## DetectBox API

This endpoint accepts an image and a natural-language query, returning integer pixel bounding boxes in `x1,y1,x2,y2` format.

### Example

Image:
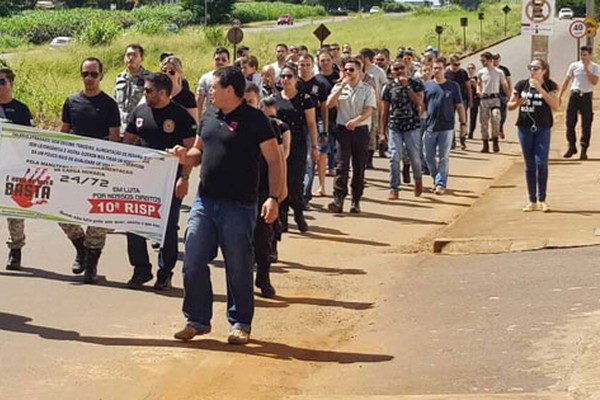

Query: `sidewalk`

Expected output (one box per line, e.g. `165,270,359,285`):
434,90,600,254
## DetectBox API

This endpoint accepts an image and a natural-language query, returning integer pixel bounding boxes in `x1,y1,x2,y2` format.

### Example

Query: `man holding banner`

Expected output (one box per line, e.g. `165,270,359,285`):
59,57,121,284
0,68,35,271
124,73,196,291
170,66,283,345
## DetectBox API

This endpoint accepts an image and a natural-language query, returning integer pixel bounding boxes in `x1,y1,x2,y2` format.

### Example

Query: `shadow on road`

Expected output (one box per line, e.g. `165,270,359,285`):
0,311,393,364
272,260,367,276
0,267,373,310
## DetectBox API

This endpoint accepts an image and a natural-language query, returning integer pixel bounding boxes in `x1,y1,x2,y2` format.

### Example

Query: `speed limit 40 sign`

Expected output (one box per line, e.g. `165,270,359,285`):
569,20,587,39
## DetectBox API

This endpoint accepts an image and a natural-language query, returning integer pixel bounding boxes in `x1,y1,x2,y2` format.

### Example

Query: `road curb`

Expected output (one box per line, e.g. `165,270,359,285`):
433,236,600,254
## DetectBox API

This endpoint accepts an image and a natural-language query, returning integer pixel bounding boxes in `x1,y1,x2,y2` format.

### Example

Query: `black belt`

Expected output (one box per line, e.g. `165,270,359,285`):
571,89,592,96
481,93,500,99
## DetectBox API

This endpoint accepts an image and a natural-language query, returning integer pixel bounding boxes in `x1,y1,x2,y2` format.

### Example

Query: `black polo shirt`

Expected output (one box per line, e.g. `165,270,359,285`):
0,99,33,126
198,102,275,204
61,91,120,139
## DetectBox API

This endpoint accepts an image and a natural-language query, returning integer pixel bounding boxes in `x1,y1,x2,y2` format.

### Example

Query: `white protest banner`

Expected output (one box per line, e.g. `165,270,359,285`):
0,123,178,243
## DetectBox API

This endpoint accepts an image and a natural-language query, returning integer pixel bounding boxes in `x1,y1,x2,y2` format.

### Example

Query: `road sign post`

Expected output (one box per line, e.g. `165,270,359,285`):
460,17,468,51
226,26,244,59
569,19,587,60
521,0,555,62
313,23,331,49
435,25,444,54
478,12,484,44
502,5,511,36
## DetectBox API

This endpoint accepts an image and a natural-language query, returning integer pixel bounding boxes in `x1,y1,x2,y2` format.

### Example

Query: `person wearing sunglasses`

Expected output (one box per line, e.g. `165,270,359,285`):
559,45,600,160
466,62,480,140
423,58,467,196
326,58,377,213
59,57,121,284
196,47,230,121
114,44,151,137
274,63,318,233
123,73,196,290
381,58,425,200
507,59,559,213
0,68,35,271
317,50,340,177
445,54,472,150
160,56,198,123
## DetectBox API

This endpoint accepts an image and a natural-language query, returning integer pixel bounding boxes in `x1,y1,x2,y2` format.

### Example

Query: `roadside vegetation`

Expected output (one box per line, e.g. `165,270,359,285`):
2,2,521,128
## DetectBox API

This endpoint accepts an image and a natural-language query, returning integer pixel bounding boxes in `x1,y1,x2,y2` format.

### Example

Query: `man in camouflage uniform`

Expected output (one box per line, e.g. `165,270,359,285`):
114,44,151,136
60,57,121,284
0,68,35,270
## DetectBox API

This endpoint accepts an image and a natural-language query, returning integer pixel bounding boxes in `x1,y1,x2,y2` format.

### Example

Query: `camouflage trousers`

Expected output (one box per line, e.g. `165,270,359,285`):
59,223,110,250
369,109,380,151
7,218,25,250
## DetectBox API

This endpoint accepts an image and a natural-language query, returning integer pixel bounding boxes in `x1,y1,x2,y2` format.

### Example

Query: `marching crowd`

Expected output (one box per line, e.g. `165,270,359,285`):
2,39,598,344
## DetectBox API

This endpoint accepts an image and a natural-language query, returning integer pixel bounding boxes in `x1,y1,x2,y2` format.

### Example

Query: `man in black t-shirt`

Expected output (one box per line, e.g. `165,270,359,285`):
169,67,283,345
0,68,34,271
299,54,331,204
124,73,196,291
59,57,121,284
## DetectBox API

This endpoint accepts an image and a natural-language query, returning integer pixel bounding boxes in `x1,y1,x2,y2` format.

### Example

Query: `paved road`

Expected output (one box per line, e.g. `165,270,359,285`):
0,19,590,400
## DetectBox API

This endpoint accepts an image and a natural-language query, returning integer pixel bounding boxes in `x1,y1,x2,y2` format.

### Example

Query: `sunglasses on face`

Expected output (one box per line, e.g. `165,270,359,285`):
392,66,405,71
342,51,351,55
161,69,176,76
81,71,100,79
344,68,356,73
331,47,339,51
280,74,294,80
527,65,541,71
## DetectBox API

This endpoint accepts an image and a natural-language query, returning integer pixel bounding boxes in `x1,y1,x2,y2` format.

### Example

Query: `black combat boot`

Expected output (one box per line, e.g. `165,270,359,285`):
481,140,490,153
402,163,411,184
492,137,500,153
580,146,588,160
71,237,87,274
83,249,101,284
349,199,361,214
6,248,21,271
255,265,276,298
563,145,577,158
294,210,308,233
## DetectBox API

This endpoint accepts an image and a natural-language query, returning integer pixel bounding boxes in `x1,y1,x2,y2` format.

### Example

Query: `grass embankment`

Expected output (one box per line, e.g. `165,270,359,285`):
8,3,521,128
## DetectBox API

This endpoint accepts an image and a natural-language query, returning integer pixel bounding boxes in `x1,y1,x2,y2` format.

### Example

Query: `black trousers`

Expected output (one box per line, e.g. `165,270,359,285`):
254,197,273,273
282,138,307,218
566,92,593,148
469,97,480,136
333,124,370,201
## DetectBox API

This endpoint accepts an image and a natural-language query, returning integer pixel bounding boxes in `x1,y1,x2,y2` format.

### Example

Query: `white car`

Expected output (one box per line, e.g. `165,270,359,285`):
369,6,380,14
558,8,574,20
49,36,72,48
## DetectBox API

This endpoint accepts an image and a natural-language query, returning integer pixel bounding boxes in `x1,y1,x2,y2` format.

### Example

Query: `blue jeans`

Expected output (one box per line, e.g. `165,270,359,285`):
423,129,453,189
182,196,257,333
517,126,551,203
388,127,422,191
127,194,182,277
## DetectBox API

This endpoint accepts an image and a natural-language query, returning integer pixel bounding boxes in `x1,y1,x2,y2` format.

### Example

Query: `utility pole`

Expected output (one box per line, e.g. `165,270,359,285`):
205,0,208,25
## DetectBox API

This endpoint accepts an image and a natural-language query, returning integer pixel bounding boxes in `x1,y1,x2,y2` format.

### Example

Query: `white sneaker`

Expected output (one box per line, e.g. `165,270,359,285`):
522,202,538,212
539,202,550,213
228,328,250,345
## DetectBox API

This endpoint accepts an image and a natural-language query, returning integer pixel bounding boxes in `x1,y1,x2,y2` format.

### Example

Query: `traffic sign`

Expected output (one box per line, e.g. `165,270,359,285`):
502,5,511,14
583,16,598,37
313,24,331,43
569,20,587,39
521,0,555,36
226,27,243,45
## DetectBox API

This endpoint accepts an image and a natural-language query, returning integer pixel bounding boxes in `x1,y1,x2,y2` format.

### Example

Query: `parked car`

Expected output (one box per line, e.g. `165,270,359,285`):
277,14,294,25
558,7,574,19
49,36,72,48
369,6,381,13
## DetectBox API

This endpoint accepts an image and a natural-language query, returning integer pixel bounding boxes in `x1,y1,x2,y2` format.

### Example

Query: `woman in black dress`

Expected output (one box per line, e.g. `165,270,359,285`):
275,64,318,233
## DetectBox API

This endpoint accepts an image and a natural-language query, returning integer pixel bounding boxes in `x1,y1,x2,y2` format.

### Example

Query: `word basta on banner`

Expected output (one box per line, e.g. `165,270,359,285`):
0,123,178,243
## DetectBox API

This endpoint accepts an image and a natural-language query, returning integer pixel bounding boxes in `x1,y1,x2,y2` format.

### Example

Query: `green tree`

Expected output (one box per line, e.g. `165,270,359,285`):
180,0,235,24
0,0,36,16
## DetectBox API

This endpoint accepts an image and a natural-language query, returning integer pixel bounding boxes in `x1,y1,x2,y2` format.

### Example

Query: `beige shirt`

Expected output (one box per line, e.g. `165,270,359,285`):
331,81,377,129
477,67,507,94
